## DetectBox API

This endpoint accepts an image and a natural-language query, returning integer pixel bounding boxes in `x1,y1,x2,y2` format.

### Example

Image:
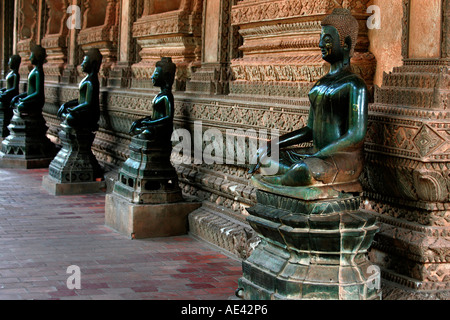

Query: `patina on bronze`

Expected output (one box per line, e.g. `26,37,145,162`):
57,48,102,131
0,45,56,167
237,9,381,300
47,48,103,186
0,55,21,137
113,57,183,204
249,8,368,200
12,45,46,114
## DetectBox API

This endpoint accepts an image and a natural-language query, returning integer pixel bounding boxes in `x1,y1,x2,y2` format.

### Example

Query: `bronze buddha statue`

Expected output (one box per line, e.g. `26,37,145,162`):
57,48,102,131
0,55,21,137
129,57,176,142
11,45,46,114
0,55,21,108
249,8,368,198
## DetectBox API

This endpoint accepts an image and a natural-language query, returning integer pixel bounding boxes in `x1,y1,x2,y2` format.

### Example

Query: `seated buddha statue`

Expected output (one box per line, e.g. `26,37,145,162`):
0,55,21,108
249,9,368,197
0,55,21,135
129,57,176,141
57,48,102,131
11,45,46,115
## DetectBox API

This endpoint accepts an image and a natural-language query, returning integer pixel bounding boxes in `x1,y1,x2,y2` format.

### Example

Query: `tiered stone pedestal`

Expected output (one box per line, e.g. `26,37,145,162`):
105,135,201,239
236,187,382,300
0,109,56,168
0,101,13,138
42,123,105,195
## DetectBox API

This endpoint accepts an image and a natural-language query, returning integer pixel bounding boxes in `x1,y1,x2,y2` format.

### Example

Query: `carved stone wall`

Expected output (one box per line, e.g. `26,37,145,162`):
3,0,448,298
362,0,450,295
17,0,38,78
131,0,203,90
41,0,69,83
77,0,119,86
230,0,376,99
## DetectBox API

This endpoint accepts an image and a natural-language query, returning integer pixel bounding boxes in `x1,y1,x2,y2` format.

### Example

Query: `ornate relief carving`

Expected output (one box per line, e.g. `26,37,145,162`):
77,0,119,86
131,0,203,90
229,0,376,97
41,0,70,82
363,0,449,293
17,0,38,76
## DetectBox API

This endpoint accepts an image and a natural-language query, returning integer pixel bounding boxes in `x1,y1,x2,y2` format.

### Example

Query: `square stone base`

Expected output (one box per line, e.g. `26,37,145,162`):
0,156,54,169
105,192,202,239
42,175,106,195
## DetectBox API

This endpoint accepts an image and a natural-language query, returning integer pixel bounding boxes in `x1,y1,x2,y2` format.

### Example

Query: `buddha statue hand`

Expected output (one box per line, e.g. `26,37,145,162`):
249,145,272,174
57,99,78,119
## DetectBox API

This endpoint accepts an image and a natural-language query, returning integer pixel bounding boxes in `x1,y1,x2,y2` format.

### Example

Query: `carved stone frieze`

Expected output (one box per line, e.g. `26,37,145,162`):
131,1,203,90
361,0,449,294
229,0,376,97
41,0,70,83
76,0,119,86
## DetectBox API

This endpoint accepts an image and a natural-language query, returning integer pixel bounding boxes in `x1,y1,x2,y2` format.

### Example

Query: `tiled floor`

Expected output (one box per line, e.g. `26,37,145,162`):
0,168,242,300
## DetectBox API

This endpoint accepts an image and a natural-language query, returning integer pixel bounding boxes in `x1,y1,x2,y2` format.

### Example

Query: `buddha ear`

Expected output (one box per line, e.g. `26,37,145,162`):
343,35,352,66
344,35,352,52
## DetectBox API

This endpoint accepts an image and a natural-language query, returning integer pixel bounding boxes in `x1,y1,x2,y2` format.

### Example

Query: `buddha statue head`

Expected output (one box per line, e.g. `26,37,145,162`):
320,8,359,65
8,55,21,71
152,57,176,90
30,45,47,66
82,48,103,75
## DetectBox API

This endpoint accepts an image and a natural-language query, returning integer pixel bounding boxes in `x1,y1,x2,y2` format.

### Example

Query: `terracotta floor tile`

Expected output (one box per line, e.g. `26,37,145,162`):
0,168,242,300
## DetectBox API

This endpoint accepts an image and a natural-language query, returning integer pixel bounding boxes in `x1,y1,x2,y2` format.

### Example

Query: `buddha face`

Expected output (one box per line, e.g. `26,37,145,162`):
81,56,92,73
8,57,19,71
151,67,163,87
319,25,345,64
29,52,37,65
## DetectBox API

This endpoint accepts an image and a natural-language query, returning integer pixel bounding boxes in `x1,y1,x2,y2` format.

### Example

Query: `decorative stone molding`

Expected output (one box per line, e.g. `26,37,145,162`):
362,0,449,294
77,0,119,86
17,0,39,77
41,0,69,83
131,0,203,90
229,0,376,98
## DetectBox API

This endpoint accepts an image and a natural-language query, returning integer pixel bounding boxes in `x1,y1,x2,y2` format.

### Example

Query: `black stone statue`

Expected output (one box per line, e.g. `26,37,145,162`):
0,55,21,137
0,45,56,166
249,8,368,199
236,9,380,301
48,49,103,184
11,45,46,114
113,57,182,204
57,48,102,131
129,57,176,141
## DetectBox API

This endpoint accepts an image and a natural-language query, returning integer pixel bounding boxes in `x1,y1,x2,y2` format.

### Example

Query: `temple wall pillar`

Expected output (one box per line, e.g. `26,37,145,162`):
41,0,69,83
185,0,237,95
130,0,203,90
76,0,119,86
362,0,450,296
16,0,39,80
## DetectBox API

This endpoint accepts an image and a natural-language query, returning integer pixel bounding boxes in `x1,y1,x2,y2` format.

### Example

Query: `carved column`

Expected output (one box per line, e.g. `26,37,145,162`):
185,0,233,94
130,0,203,90
230,0,376,99
41,0,69,83
77,0,119,86
16,0,39,80
61,0,82,84
363,0,450,296
108,0,139,88
0,0,14,80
